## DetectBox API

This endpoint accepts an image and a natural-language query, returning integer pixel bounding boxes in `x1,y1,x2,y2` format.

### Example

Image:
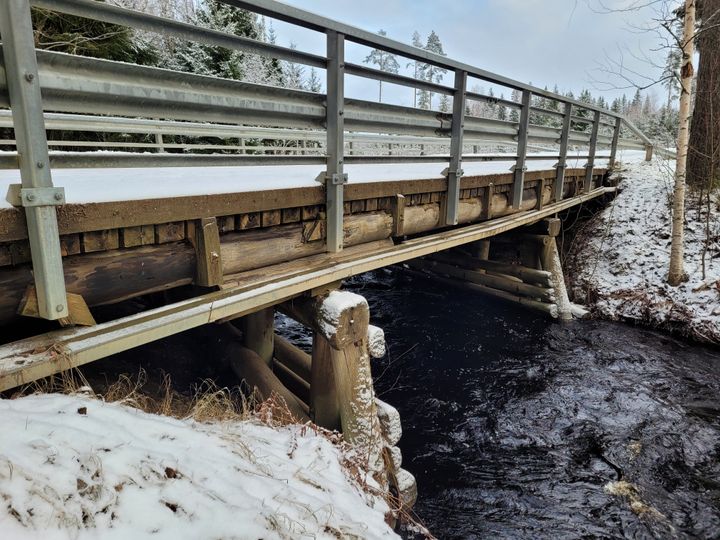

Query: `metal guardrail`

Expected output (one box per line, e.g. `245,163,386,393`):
0,0,655,321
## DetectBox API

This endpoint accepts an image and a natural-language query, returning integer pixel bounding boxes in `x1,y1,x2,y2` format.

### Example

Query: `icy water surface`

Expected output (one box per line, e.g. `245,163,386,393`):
343,269,720,540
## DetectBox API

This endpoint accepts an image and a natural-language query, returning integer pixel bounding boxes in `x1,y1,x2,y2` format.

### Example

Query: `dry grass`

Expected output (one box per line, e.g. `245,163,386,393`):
11,367,253,423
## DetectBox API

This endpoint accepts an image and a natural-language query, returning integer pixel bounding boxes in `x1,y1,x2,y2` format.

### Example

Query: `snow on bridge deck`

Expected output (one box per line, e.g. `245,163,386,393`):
0,150,645,209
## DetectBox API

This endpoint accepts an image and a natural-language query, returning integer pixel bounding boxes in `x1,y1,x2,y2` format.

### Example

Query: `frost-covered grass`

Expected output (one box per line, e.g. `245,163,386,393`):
0,392,398,540
570,158,720,344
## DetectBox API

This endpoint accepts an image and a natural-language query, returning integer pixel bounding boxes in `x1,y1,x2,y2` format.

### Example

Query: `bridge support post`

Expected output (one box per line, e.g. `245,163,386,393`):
444,69,467,225
511,90,531,208
240,307,275,365
583,110,601,193
0,0,68,320
554,102,572,202
608,116,622,170
324,30,347,253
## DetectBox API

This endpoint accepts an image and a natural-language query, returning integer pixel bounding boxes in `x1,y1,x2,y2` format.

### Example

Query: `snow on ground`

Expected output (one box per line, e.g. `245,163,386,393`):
0,149,645,209
0,394,398,540
570,157,720,344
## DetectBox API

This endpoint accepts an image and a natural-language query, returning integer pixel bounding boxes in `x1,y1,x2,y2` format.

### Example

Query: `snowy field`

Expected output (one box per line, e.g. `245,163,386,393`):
571,158,720,344
0,149,644,209
0,394,398,540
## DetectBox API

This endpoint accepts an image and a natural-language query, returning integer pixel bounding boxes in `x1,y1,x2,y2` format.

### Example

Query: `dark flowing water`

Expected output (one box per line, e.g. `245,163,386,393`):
340,268,720,540
67,266,720,539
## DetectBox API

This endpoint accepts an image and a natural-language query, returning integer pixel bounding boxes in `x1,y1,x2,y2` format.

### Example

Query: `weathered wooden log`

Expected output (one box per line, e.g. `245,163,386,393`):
430,251,552,287
311,331,340,430
540,236,573,321
409,269,558,318
280,291,370,351
274,334,311,382
408,260,555,303
272,358,310,405
410,259,555,302
240,307,275,365
217,326,310,422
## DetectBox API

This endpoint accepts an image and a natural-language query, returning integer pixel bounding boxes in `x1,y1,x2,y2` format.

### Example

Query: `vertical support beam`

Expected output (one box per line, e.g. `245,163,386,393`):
512,89,531,209
189,217,222,287
241,307,275,366
554,102,572,202
482,182,494,220
644,144,654,161
325,30,347,253
584,110,601,193
608,116,622,170
0,0,67,320
311,332,341,430
444,69,467,225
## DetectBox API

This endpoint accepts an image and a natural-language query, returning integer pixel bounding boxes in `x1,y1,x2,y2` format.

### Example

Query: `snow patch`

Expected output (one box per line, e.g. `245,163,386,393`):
0,394,398,540
571,158,720,343
368,325,387,358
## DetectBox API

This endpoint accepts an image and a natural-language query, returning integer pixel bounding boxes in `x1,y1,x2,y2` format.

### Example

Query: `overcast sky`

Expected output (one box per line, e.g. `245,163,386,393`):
265,0,672,107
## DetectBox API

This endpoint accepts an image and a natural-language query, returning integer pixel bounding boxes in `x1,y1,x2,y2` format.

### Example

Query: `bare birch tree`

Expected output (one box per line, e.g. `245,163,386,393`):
668,0,695,285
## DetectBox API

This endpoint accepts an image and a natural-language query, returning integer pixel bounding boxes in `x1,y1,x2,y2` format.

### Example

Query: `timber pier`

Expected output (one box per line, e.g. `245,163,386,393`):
0,0,656,516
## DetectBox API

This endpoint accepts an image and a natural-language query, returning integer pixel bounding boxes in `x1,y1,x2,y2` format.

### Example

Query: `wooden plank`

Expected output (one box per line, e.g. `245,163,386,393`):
18,285,96,327
189,217,223,287
60,234,81,257
238,213,261,230
302,220,324,243
391,194,406,237
302,205,321,221
10,242,31,265
0,186,616,392
261,210,282,227
365,198,378,212
82,230,119,253
281,208,301,224
311,332,340,430
155,222,185,244
121,225,154,248
483,183,494,220
217,216,236,233
349,200,364,214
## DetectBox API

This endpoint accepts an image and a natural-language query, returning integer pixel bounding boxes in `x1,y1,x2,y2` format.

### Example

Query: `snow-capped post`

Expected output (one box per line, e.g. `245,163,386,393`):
512,90,531,208
324,30,347,253
281,291,385,473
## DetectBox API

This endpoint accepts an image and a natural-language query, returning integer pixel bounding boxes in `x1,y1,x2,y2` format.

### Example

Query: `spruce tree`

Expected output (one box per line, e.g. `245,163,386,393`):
363,30,400,103
420,31,448,109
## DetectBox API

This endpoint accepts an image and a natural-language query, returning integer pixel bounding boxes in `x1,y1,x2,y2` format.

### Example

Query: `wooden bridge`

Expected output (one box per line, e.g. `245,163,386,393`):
0,0,655,511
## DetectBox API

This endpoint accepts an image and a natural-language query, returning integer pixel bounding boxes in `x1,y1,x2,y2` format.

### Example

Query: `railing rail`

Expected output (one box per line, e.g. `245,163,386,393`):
0,0,657,320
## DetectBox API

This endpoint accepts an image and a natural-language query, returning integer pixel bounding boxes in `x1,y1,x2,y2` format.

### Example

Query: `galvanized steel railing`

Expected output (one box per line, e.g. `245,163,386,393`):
0,0,655,320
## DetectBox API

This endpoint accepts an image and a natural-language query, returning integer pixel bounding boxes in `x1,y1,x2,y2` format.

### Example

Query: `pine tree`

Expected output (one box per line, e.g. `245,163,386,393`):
363,30,400,103
408,31,426,108
439,94,451,113
509,89,521,122
283,43,306,90
420,30,448,109
307,68,322,93
31,1,156,64
497,93,508,121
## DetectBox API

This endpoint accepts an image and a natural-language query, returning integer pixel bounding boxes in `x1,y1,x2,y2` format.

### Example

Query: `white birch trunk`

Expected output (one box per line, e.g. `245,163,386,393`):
668,0,696,285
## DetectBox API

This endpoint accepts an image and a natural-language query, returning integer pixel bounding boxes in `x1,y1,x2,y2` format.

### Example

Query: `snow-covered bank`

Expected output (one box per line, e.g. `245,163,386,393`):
0,393,398,540
570,158,720,344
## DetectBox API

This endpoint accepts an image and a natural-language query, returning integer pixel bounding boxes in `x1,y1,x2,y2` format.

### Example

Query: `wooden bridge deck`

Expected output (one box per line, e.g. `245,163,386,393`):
0,160,617,392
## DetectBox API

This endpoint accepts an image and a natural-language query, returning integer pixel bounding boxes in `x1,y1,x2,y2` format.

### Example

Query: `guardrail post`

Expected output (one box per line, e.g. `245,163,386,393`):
325,30,347,253
0,0,68,320
444,69,467,225
583,110,601,193
608,116,622,170
511,89,531,208
554,102,572,202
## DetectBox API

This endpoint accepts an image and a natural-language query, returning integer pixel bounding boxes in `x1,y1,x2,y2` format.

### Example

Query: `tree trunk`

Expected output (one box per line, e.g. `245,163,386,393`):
687,0,720,190
668,0,696,286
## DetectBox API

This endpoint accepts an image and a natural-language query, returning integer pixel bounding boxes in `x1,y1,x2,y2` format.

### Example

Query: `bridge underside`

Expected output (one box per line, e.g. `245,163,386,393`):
0,164,614,391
